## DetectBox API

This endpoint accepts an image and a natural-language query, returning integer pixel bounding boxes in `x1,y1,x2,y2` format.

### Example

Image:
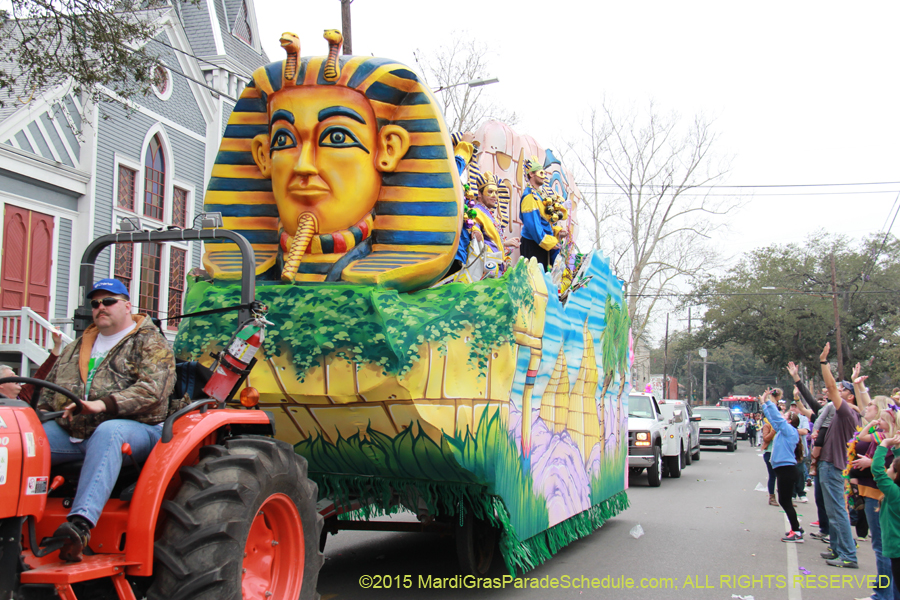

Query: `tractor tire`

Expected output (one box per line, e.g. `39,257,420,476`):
147,436,323,600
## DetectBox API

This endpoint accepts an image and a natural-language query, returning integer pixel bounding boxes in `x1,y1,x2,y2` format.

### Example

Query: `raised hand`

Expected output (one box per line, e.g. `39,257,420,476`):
787,361,799,379
819,342,830,363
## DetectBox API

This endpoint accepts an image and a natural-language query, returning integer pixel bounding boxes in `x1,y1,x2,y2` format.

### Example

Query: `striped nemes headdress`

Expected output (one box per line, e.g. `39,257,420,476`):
203,31,463,292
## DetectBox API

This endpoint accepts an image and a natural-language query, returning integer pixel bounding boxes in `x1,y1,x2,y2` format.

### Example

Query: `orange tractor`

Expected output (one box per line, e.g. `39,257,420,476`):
0,228,323,600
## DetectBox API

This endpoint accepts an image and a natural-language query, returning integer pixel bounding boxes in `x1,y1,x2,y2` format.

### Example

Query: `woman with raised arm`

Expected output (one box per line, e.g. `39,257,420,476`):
761,388,805,543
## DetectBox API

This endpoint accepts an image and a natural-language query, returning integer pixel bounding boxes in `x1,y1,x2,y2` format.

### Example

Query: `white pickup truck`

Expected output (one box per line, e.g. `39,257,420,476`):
627,392,696,485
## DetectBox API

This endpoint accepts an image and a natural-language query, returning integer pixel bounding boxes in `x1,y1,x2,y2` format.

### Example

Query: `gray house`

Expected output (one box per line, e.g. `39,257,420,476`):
0,0,268,372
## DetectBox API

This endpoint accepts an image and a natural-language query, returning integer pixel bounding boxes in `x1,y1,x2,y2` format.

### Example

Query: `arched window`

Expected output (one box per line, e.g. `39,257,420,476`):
144,135,165,220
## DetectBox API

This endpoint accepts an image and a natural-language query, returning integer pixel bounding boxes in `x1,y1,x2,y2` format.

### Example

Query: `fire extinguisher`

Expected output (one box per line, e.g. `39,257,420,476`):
203,320,266,402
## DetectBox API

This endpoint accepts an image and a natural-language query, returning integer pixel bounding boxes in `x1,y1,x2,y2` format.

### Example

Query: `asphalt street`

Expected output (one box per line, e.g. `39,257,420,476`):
317,440,885,600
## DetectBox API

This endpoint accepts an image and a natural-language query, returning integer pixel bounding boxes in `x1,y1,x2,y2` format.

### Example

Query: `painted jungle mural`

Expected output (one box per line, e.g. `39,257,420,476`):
176,30,630,575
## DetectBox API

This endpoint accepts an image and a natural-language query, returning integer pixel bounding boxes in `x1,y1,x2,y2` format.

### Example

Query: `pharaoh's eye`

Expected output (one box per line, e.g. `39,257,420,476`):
270,128,296,151
318,126,369,153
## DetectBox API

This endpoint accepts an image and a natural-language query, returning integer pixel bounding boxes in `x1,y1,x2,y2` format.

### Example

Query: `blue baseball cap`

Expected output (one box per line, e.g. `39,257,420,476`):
87,278,130,299
840,380,854,392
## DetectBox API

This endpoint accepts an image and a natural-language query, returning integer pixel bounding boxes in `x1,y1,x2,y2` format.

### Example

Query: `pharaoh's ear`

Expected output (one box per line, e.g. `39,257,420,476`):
375,125,410,172
251,134,272,177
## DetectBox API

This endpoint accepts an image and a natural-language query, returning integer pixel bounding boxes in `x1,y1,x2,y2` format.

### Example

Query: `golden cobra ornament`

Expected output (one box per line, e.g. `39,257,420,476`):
281,212,318,283
323,30,344,81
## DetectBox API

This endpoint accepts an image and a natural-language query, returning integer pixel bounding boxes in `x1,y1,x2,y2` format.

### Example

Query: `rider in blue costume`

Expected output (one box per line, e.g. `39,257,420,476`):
519,157,564,269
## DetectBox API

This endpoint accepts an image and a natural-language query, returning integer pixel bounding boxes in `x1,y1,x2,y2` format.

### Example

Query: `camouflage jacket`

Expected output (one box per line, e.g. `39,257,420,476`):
38,314,187,439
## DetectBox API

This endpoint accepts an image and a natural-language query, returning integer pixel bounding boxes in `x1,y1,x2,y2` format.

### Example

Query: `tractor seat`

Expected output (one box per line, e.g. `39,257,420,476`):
49,461,142,501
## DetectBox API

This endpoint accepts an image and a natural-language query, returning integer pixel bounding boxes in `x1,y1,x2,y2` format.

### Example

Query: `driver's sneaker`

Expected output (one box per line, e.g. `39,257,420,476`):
782,530,804,543
53,517,91,562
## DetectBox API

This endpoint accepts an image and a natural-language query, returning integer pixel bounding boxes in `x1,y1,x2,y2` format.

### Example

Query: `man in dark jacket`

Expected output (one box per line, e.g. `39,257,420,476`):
38,278,182,561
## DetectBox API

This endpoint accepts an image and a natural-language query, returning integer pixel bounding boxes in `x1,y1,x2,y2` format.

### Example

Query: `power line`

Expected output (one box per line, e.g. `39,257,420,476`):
625,290,900,298
583,189,900,198
576,180,900,190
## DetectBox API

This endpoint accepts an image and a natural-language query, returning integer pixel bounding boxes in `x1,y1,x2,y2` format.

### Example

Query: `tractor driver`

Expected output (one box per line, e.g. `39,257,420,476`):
37,278,181,562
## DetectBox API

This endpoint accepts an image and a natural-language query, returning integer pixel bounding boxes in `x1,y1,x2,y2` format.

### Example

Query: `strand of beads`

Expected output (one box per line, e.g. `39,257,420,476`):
464,184,477,229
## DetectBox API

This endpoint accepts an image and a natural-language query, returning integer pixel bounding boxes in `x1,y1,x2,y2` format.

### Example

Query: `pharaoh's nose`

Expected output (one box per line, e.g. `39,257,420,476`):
294,142,318,177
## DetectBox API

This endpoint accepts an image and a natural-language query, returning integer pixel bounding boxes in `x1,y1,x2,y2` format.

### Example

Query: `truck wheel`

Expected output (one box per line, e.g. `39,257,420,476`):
647,446,662,487
726,442,735,452
692,446,700,461
456,509,500,576
665,449,682,479
684,444,692,465
148,437,324,600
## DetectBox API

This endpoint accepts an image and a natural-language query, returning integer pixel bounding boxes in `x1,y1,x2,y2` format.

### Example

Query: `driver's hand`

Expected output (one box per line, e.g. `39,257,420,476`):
63,399,106,420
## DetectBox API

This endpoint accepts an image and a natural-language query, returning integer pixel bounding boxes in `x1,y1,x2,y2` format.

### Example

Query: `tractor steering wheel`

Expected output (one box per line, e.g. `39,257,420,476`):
0,376,86,423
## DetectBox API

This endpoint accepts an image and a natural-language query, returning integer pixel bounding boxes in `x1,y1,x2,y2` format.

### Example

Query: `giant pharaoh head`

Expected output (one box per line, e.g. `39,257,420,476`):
203,31,463,292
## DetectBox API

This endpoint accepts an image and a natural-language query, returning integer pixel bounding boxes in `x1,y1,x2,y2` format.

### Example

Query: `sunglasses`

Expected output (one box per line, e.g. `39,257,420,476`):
90,297,124,309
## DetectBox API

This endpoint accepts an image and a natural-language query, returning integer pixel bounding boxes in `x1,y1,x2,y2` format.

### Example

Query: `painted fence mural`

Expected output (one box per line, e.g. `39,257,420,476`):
175,31,630,574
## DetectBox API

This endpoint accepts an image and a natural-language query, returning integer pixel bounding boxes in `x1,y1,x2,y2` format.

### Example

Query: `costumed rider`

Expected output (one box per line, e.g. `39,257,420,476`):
520,156,568,269
472,170,519,274
37,279,186,562
448,132,483,275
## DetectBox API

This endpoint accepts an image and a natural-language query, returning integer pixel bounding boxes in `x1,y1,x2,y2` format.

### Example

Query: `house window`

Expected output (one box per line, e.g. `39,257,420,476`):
144,135,165,221
153,65,169,95
138,243,162,318
168,248,186,328
117,166,136,211
173,187,188,228
233,0,253,44
114,244,133,290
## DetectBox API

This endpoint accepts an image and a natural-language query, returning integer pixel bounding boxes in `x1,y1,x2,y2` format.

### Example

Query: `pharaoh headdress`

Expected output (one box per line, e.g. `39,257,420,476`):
203,31,463,292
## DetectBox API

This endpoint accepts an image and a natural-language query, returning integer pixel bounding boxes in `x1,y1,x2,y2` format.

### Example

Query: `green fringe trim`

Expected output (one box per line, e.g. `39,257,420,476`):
315,474,500,526
498,491,630,576
315,473,628,577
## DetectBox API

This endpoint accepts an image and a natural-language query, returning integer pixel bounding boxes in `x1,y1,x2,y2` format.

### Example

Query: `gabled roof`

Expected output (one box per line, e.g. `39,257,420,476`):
176,0,268,78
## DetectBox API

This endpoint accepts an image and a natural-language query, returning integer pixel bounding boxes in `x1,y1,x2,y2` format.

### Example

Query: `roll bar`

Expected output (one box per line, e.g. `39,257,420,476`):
76,229,256,336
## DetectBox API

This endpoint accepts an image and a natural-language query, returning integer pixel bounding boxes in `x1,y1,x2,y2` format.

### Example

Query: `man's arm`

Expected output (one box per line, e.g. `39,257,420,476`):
787,361,818,419
820,342,841,411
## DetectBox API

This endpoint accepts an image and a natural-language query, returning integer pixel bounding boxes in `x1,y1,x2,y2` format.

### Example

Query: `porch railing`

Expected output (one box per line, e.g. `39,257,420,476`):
0,307,75,375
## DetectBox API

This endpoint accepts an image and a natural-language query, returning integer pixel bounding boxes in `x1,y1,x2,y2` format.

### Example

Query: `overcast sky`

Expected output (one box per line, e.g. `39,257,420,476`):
254,1,900,265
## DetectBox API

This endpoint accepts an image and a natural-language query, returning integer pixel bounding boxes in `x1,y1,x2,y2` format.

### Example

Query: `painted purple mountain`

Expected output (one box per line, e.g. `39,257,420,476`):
509,404,592,526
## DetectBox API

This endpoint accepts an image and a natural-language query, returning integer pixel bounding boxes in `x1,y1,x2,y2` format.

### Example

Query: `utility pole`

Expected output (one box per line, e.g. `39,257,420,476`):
663,314,669,400
340,0,353,54
699,348,708,406
687,308,692,406
830,253,845,380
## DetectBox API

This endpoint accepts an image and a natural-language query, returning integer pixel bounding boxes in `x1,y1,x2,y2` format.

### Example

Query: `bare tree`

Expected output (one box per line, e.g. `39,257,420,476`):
0,0,170,113
415,33,517,132
568,100,738,345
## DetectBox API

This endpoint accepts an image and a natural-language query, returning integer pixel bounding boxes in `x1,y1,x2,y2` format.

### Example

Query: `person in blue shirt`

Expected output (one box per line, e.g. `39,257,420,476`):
762,389,805,543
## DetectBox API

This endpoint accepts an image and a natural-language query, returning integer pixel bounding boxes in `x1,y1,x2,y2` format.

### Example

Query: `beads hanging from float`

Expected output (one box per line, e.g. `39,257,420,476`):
464,184,477,229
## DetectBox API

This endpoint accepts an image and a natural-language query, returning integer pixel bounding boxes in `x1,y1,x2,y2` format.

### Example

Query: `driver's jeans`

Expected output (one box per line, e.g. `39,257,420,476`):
42,419,162,527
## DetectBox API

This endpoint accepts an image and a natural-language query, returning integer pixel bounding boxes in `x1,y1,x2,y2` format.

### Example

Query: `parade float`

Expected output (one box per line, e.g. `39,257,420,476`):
174,30,632,576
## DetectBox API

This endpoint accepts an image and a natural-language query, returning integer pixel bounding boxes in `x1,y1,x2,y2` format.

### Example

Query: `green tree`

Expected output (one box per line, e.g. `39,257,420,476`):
1,0,171,112
649,333,778,403
686,233,900,390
